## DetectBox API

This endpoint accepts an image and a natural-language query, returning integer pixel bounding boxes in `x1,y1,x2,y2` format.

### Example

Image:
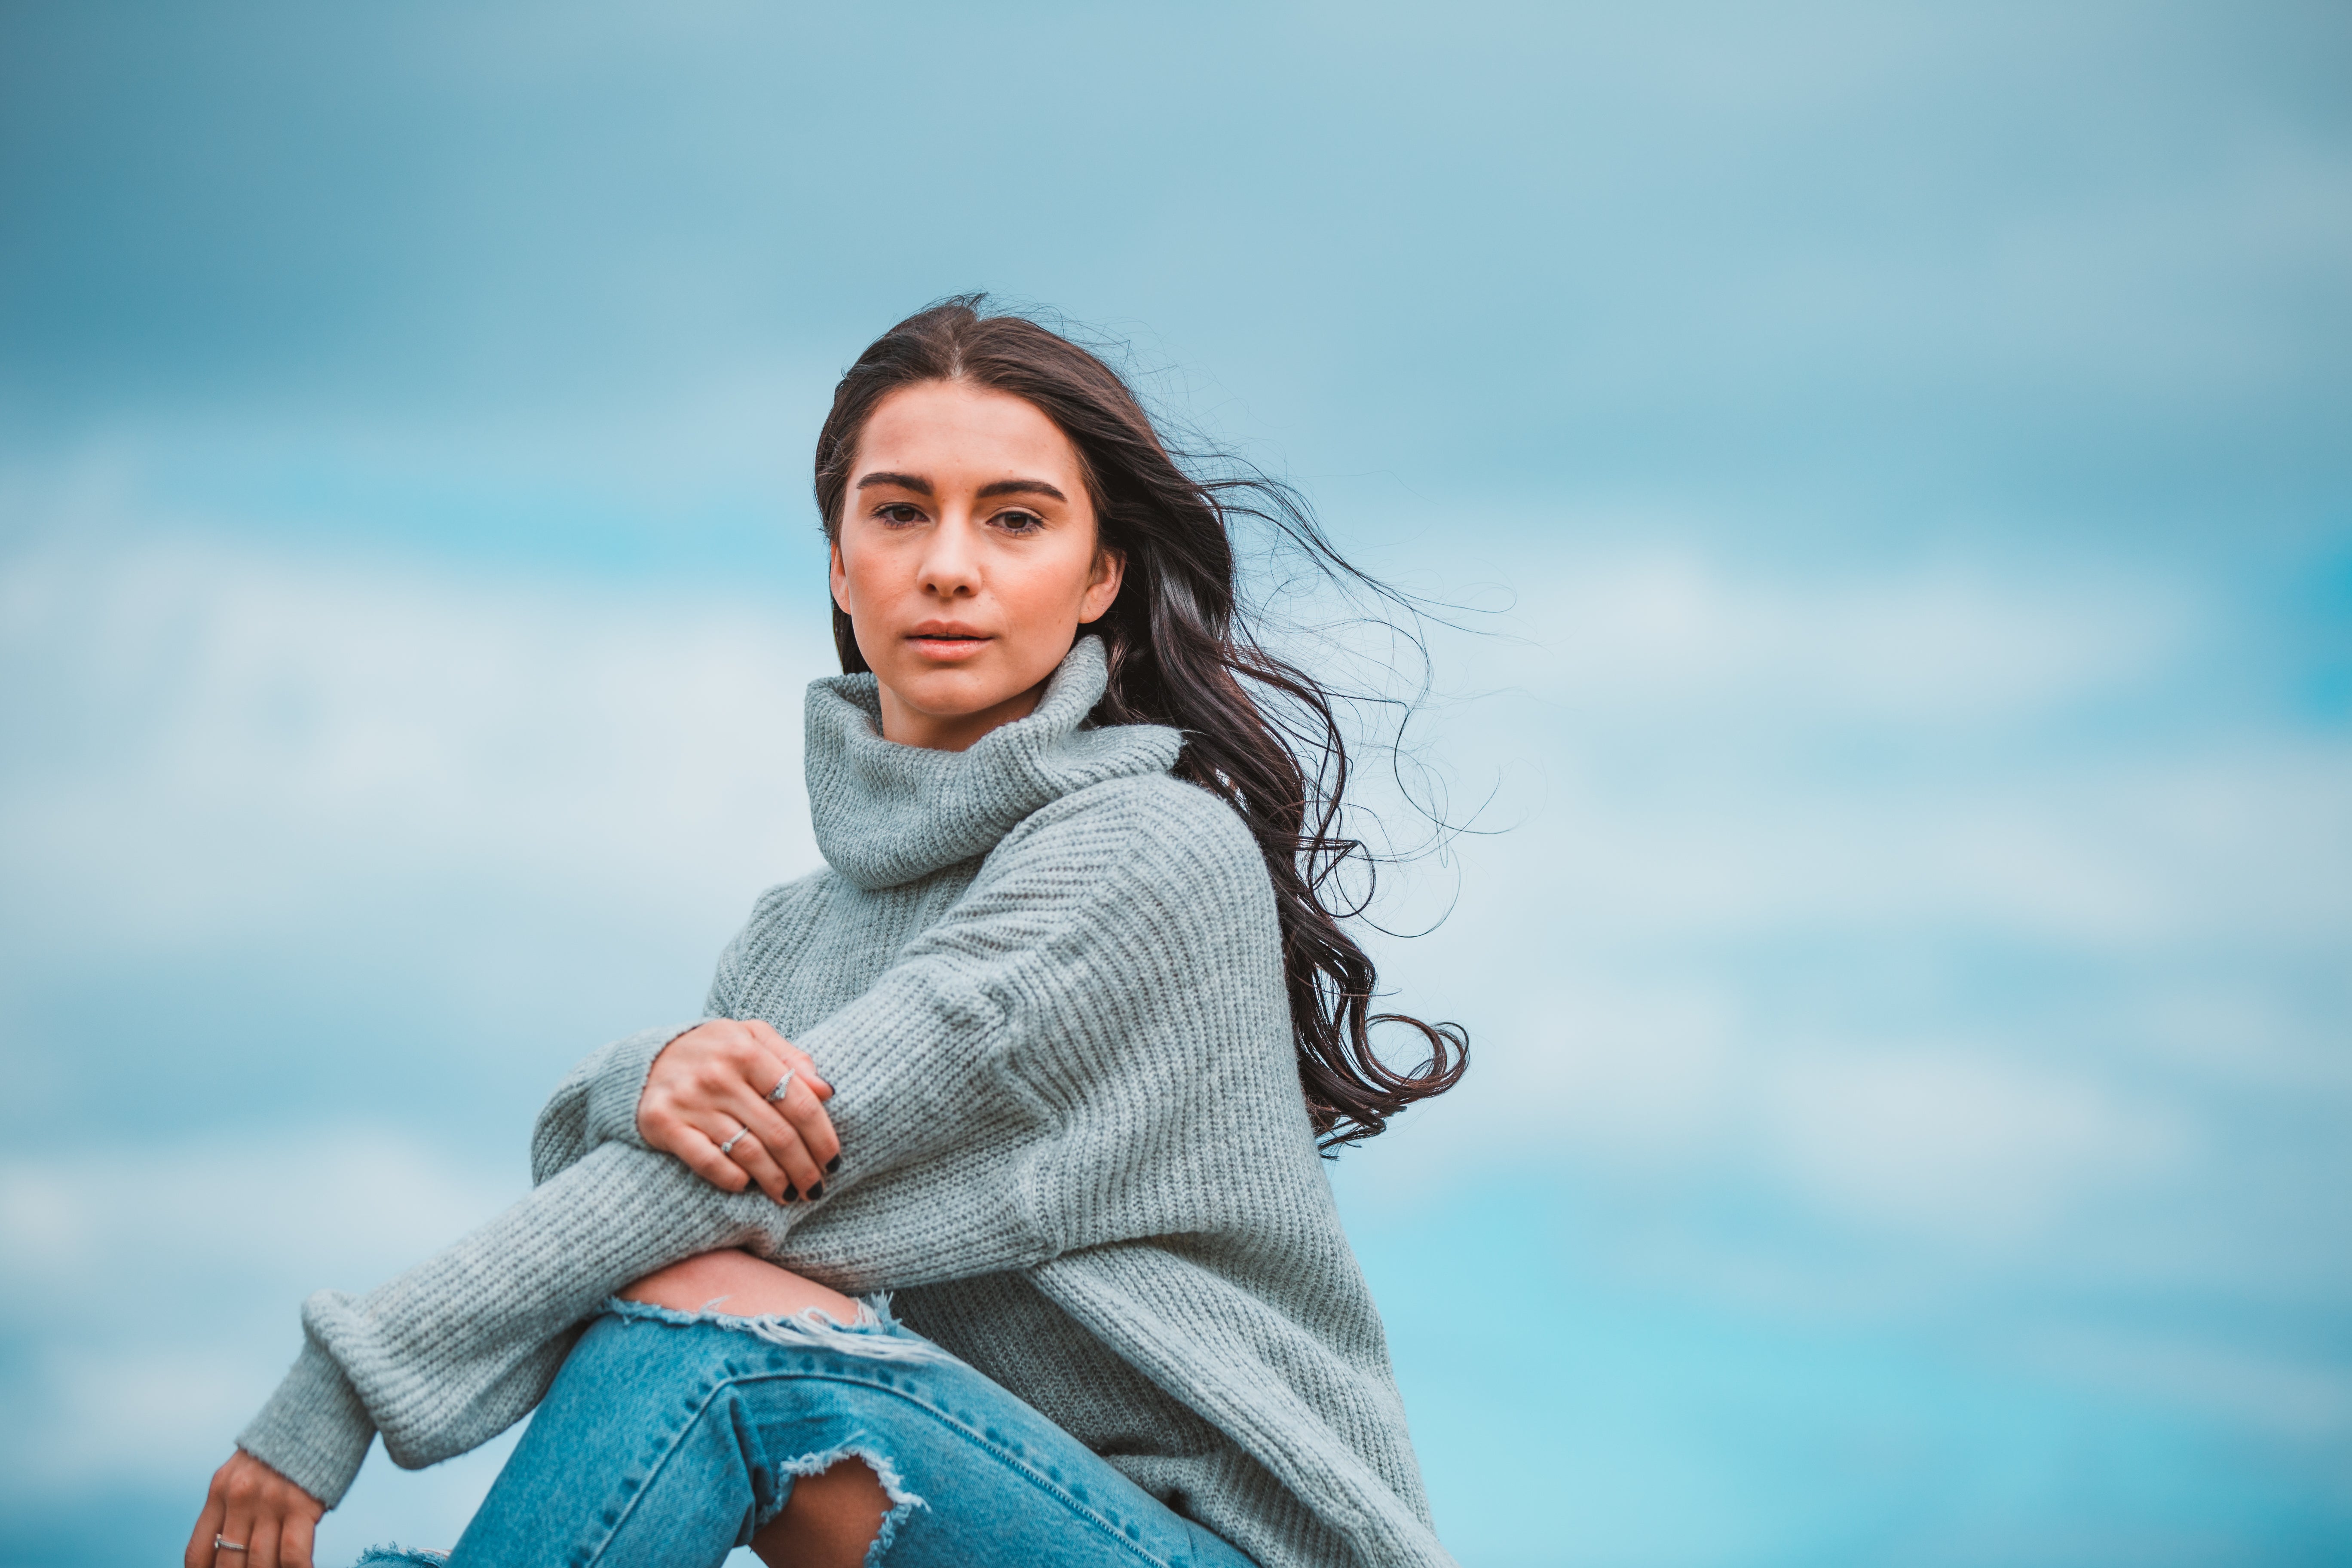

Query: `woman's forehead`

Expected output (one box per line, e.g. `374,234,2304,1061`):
856,381,1078,482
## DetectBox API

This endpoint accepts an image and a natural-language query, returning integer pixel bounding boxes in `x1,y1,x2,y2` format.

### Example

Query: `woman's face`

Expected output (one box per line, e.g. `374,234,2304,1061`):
831,379,1124,751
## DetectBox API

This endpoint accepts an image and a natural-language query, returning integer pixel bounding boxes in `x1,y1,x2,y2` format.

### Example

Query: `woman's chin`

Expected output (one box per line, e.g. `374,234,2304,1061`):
885,668,995,710
878,669,1040,735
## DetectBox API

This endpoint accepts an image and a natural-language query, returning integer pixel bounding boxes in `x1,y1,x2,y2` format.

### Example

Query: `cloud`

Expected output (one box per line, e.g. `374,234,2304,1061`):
1762,1048,2191,1244
1384,976,1743,1172
1501,548,2189,726
1393,545,2347,954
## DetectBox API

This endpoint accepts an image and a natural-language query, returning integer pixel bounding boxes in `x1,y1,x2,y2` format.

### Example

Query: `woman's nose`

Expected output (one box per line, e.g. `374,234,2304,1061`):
917,514,983,597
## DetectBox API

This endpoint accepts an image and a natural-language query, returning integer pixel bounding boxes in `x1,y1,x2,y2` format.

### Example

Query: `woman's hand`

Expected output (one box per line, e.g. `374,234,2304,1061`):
185,1450,324,1568
640,1019,841,1203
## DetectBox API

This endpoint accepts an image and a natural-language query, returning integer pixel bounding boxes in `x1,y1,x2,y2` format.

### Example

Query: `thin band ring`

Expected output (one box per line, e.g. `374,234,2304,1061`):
717,1124,749,1157
766,1069,796,1104
215,1538,249,1553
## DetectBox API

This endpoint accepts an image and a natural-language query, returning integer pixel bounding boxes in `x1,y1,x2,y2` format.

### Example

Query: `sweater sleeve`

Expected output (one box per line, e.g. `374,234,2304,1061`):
245,1142,778,1503
236,1338,377,1508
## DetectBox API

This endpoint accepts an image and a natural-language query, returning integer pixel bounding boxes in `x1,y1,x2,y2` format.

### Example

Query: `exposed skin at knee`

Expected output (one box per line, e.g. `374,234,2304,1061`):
620,1248,861,1323
623,1251,889,1564
750,1458,891,1568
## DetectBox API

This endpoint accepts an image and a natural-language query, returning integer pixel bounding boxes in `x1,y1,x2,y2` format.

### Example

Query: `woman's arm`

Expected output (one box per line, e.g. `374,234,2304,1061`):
236,1142,774,1507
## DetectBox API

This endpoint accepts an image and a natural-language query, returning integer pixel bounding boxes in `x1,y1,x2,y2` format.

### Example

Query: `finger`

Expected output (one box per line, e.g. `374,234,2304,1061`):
719,1114,796,1203
671,1122,753,1193
784,1043,833,1100
648,1040,824,1197
745,1021,832,1098
695,1110,789,1199
773,1072,843,1176
738,1081,823,1175
730,1090,821,1197
280,1509,317,1568
216,1498,256,1568
637,1101,718,1168
748,1048,812,1105
186,1479,228,1568
246,1512,282,1568
715,1027,790,1097
727,1072,821,1183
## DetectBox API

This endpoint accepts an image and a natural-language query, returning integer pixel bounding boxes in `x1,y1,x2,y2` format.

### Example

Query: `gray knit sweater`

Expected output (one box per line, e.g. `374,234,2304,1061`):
237,637,1450,1568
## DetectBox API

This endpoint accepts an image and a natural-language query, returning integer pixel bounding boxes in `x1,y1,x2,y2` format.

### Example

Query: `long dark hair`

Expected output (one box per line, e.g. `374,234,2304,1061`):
814,297,1466,1150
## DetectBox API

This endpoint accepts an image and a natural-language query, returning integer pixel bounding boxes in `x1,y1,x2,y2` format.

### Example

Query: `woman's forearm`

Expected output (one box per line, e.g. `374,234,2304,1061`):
241,1142,788,1505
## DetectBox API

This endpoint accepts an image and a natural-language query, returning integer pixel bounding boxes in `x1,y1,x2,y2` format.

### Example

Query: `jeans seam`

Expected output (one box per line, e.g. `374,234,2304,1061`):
570,1374,744,1566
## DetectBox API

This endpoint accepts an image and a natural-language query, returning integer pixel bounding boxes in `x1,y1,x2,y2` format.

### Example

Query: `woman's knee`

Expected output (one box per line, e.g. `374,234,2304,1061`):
748,1456,892,1568
620,1249,862,1323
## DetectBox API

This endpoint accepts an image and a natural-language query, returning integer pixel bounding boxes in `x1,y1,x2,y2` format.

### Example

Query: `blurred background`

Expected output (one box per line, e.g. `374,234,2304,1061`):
2,3,2347,1564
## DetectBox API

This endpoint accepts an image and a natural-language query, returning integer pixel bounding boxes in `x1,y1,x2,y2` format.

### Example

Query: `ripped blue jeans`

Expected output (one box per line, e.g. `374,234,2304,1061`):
361,1298,1256,1568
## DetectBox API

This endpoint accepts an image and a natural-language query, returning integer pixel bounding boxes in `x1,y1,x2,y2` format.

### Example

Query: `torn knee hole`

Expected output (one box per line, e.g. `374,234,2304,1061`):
756,1446,927,1568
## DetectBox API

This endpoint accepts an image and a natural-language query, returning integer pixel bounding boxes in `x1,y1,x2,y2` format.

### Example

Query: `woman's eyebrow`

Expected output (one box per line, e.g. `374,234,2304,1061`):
855,470,933,494
976,478,1068,501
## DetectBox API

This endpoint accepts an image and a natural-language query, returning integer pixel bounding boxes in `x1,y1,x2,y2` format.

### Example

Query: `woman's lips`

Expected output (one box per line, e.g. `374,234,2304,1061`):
906,631,991,660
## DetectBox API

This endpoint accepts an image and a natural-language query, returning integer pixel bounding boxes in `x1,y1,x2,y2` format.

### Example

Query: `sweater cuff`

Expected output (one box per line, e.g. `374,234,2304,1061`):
584,1020,710,1150
235,1336,377,1510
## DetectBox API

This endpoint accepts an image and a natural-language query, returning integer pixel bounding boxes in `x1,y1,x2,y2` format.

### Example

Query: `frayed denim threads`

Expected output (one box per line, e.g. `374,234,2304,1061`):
602,1292,953,1366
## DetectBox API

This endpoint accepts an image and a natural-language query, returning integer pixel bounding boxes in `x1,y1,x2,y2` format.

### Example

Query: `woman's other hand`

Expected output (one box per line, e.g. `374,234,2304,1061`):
640,1019,840,1203
185,1451,324,1568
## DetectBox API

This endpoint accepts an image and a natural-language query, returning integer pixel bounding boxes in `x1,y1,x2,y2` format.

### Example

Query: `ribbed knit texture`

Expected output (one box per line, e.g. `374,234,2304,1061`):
236,637,1451,1568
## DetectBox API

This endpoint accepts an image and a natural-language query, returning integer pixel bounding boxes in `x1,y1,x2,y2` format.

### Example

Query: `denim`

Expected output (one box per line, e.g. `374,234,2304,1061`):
359,1300,1258,1568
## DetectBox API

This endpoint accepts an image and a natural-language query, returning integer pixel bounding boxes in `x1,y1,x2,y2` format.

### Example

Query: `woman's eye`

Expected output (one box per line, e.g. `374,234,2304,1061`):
994,509,1044,534
876,504,926,526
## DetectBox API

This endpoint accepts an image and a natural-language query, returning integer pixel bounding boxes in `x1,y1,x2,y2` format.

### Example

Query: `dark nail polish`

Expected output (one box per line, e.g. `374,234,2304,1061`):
826,1155,842,1174
808,1181,825,1200
782,1184,798,1202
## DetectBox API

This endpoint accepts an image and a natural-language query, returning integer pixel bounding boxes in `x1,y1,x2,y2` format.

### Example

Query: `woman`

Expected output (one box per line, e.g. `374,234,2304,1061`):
187,298,1467,1568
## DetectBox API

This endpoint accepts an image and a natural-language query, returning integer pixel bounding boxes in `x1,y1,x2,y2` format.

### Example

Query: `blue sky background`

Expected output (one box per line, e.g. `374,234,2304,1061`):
1,3,2347,1565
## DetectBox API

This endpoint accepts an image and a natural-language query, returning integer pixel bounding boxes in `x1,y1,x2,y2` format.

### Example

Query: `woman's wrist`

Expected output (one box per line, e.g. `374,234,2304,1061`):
234,1336,375,1512
584,1020,712,1151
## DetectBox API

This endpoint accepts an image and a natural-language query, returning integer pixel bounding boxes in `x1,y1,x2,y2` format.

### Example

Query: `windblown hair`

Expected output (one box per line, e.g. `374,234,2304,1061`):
814,296,1466,1149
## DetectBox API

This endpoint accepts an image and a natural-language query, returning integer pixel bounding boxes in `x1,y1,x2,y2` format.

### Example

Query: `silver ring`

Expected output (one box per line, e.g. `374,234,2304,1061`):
215,1538,248,1553
766,1069,796,1104
717,1124,749,1157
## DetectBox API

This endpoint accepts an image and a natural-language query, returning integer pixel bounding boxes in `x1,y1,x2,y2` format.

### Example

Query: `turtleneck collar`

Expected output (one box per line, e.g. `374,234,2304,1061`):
802,636,1184,890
